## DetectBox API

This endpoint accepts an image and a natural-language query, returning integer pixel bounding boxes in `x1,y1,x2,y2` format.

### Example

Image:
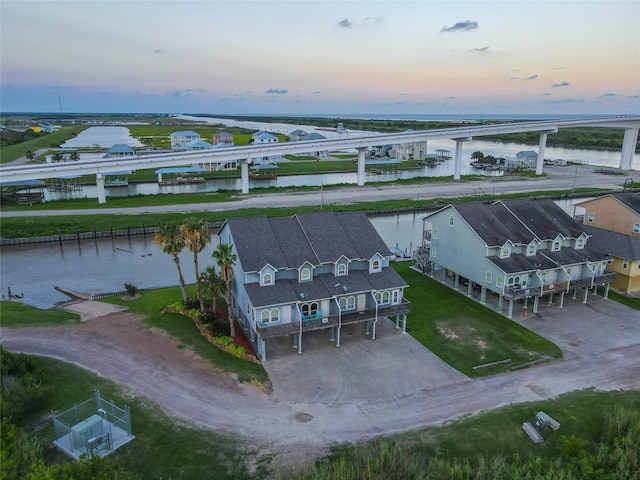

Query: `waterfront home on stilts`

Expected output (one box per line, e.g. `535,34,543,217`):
217,211,411,361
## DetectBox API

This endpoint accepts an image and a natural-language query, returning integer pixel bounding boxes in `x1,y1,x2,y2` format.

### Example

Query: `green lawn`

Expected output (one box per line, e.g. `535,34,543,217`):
392,262,563,376
0,301,81,326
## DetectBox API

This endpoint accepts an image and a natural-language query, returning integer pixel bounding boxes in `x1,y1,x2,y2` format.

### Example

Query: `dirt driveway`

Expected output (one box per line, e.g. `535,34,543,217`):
2,295,640,465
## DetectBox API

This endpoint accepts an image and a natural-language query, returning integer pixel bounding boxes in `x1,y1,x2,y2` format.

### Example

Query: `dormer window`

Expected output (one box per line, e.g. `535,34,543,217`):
335,256,349,276
500,245,510,258
552,240,561,252
370,255,383,273
260,265,276,286
527,243,536,256
576,237,585,249
300,267,312,282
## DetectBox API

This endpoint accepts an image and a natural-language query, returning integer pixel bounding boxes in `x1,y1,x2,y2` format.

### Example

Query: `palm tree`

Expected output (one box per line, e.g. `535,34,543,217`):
212,242,237,338
199,266,225,314
180,217,211,312
154,223,188,302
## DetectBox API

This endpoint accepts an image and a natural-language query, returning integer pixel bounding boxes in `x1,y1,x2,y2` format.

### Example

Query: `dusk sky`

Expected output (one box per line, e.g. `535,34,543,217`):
1,0,639,116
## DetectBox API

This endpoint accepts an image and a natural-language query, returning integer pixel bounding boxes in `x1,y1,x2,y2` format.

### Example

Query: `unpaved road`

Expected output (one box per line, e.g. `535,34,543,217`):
3,305,640,464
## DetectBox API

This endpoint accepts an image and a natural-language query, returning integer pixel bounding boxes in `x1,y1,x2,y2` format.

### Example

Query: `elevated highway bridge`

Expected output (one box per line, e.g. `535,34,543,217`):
1,116,638,203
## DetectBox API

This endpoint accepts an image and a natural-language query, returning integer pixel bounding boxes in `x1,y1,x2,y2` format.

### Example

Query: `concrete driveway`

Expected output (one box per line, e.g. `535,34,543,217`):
509,292,640,359
261,287,640,404
262,318,466,403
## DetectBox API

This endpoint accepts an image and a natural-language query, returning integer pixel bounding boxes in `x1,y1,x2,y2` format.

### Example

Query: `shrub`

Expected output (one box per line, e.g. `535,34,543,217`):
123,283,138,297
200,313,230,337
183,297,200,310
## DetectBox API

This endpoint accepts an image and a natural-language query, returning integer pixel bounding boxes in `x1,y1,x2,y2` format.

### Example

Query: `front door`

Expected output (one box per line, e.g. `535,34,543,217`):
357,294,366,312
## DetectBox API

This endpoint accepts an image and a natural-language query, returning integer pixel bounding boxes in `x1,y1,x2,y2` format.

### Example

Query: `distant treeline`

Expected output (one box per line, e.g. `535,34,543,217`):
206,115,638,152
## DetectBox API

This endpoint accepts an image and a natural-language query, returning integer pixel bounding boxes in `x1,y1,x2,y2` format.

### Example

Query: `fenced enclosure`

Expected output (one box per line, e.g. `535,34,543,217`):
52,390,134,460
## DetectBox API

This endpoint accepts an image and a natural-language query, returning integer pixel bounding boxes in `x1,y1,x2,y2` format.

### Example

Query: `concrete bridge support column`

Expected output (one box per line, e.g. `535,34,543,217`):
356,147,367,186
620,128,639,170
535,131,554,175
453,137,471,180
241,157,250,194
96,174,106,204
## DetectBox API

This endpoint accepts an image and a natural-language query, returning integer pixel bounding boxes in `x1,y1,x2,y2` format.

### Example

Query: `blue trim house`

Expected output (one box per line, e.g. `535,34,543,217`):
217,211,411,361
418,199,615,318
170,130,200,149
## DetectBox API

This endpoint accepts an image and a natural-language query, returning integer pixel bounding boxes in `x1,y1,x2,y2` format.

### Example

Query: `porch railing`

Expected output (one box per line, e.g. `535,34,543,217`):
256,299,411,339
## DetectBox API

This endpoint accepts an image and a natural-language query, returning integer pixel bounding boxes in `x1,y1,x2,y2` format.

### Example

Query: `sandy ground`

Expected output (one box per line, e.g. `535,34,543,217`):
2,295,640,468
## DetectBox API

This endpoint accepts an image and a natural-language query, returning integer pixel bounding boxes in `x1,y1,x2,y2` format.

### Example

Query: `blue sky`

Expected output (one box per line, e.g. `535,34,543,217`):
1,0,639,115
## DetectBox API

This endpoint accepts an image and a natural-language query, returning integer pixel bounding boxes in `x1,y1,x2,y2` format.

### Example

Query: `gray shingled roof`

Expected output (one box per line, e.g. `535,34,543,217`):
227,212,393,273
455,202,536,246
584,225,640,261
611,192,640,215
500,198,586,240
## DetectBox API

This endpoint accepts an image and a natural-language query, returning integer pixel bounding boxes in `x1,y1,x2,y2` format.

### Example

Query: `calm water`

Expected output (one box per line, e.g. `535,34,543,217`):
0,201,589,309
61,126,145,148
44,131,630,202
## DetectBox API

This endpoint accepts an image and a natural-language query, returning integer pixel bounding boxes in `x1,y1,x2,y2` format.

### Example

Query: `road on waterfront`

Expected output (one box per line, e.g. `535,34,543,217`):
1,165,637,218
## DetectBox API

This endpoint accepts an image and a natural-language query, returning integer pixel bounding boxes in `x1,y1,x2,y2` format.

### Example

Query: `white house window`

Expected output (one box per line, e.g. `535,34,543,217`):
432,227,438,239
339,296,356,311
485,270,492,283
496,275,503,288
449,215,455,226
431,246,437,258
527,243,536,256
587,213,595,223
634,223,640,233
300,267,311,282
576,238,585,249
337,263,347,276
552,240,561,252
374,291,390,305
371,259,381,272
540,272,548,283
263,272,273,285
566,267,572,278
500,245,510,258
261,308,279,323
622,260,629,270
